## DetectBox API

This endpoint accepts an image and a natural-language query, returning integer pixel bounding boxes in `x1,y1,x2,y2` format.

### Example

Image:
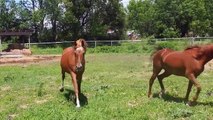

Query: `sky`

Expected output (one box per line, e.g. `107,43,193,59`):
122,0,130,7
15,0,130,7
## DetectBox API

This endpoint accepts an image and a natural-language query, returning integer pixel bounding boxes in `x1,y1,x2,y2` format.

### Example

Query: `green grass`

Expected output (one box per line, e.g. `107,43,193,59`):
0,53,212,120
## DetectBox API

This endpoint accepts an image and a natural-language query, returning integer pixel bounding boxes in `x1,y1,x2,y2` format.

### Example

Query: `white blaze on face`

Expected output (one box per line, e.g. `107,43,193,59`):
76,47,84,52
75,46,84,70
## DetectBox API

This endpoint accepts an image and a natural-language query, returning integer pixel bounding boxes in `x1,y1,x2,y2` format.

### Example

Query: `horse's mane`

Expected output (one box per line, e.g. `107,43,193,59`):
184,45,201,51
184,45,203,59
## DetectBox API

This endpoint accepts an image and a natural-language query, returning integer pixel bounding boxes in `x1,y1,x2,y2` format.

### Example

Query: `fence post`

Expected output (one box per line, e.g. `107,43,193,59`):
0,36,1,52
111,41,113,46
95,41,97,48
190,37,195,46
28,36,31,48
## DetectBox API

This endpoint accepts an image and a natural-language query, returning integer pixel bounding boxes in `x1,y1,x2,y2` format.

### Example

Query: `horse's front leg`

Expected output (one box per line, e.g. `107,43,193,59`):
60,70,65,92
77,74,82,94
186,74,201,106
184,80,193,103
70,72,80,108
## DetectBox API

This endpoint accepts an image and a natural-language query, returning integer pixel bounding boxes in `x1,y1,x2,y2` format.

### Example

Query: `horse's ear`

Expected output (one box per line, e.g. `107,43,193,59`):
81,39,88,48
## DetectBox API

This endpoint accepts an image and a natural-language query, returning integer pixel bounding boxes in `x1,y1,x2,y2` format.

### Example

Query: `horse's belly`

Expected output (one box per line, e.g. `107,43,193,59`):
163,61,186,76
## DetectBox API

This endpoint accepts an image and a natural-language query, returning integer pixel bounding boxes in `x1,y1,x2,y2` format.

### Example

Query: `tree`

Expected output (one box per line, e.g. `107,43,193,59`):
127,0,211,38
85,0,126,40
0,0,18,30
127,0,155,37
0,0,126,41
18,0,46,42
204,0,213,36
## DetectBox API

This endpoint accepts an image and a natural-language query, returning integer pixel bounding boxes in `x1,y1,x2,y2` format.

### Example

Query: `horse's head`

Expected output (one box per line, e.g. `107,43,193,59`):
74,38,87,72
201,44,213,60
187,44,213,64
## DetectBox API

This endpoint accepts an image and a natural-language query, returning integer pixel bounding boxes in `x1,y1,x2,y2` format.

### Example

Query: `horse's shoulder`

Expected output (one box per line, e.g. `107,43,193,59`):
62,47,75,55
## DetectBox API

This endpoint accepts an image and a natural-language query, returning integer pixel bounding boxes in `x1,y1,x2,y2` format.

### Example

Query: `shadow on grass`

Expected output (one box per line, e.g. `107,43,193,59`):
64,88,88,107
153,93,213,107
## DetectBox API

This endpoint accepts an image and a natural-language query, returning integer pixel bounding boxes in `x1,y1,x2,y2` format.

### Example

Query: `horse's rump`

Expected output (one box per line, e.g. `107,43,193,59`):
150,48,174,62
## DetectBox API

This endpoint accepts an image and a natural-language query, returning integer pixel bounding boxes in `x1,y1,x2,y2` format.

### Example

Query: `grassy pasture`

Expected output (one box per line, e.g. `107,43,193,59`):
0,53,212,120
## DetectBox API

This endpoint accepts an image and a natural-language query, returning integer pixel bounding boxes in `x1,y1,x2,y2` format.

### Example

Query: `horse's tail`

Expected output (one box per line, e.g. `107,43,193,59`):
150,50,157,62
150,46,165,61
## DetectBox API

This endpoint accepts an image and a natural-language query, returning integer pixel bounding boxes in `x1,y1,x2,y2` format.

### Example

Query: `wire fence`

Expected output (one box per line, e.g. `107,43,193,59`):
0,37,212,51
23,37,213,48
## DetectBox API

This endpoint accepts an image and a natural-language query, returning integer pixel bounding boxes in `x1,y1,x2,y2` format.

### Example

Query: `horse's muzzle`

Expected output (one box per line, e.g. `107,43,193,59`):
75,65,83,72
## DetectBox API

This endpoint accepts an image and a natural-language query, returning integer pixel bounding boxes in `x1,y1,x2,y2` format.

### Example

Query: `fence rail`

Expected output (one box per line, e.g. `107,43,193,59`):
24,40,143,48
23,37,212,47
0,37,212,51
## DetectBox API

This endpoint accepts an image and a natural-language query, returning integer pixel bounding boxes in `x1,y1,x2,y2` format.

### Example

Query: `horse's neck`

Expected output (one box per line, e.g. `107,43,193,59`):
199,47,213,65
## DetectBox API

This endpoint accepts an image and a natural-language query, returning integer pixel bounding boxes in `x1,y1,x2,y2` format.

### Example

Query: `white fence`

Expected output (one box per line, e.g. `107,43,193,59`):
24,40,142,48
23,37,212,48
0,37,212,51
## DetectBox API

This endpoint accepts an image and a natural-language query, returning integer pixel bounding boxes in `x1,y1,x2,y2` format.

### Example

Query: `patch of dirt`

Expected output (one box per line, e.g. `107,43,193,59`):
205,60,213,70
0,86,11,91
19,104,29,109
0,55,61,66
8,114,17,120
35,99,48,104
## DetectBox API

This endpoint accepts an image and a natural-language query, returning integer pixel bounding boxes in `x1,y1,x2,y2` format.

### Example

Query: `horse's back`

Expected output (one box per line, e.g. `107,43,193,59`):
154,48,202,76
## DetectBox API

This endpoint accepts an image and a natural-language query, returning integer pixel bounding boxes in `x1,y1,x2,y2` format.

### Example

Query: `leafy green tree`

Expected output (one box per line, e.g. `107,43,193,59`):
43,0,62,41
127,0,211,38
0,0,18,30
204,0,213,36
60,0,125,40
127,0,155,37
18,0,46,42
85,0,126,40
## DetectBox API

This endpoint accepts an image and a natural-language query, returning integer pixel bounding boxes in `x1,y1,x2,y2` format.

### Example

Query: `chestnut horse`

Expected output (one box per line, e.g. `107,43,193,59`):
148,44,213,105
60,38,87,107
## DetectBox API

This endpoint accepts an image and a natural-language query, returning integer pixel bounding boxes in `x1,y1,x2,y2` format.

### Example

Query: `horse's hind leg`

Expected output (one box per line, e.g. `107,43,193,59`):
60,70,65,92
157,71,171,95
148,66,162,98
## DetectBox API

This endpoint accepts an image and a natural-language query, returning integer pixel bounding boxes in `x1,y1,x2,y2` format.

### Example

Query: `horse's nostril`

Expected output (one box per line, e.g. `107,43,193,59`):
76,66,83,72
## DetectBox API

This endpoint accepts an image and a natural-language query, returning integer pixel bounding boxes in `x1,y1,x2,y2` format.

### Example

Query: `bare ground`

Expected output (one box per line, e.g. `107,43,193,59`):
0,55,61,66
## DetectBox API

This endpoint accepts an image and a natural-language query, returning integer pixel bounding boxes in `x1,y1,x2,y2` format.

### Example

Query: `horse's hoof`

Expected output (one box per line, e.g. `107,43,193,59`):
76,105,81,108
185,101,197,106
159,92,164,98
59,87,64,92
148,94,152,98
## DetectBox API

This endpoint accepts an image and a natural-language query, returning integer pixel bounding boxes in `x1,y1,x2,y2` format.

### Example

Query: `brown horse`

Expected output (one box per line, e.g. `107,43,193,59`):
60,38,87,107
148,44,213,105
